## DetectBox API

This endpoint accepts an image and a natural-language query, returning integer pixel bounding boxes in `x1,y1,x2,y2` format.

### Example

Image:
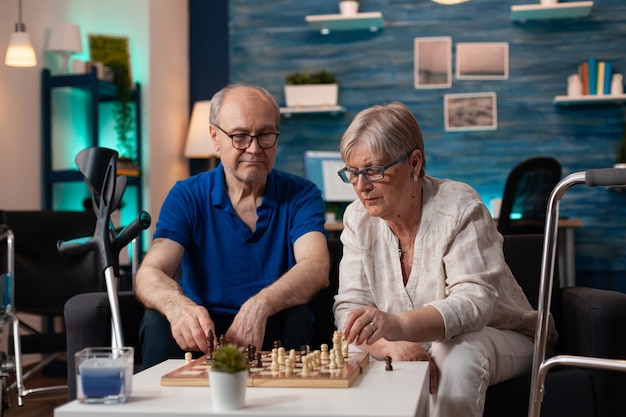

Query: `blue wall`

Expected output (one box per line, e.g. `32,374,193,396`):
217,0,626,288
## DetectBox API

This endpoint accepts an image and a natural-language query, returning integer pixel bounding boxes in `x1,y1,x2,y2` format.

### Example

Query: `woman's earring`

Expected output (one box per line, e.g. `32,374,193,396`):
413,174,419,182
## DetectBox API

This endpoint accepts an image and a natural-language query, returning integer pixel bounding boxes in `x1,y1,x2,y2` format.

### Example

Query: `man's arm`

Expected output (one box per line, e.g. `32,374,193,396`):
226,231,330,348
135,238,214,353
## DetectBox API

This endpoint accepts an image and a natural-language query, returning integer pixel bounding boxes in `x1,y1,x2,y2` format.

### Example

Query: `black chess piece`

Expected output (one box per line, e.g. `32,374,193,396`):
385,356,393,371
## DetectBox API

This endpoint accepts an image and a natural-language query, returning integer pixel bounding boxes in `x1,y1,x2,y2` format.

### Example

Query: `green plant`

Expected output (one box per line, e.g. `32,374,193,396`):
285,70,338,85
211,344,248,373
89,35,136,161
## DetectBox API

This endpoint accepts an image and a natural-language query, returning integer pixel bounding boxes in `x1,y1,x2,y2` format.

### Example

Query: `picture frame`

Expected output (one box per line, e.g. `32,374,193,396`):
456,42,509,80
414,36,452,89
88,34,133,88
444,92,497,132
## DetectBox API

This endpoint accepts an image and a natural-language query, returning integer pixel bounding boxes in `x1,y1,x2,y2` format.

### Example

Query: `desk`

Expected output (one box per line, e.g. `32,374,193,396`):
325,218,582,287
55,358,429,417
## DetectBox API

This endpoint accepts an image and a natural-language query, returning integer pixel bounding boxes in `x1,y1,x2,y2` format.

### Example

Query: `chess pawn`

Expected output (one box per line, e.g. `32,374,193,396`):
385,356,393,371
271,350,280,372
329,350,337,369
301,356,310,376
320,344,329,362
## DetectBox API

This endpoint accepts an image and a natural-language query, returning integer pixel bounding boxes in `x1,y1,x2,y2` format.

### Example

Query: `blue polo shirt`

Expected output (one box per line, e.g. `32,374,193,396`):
153,164,326,315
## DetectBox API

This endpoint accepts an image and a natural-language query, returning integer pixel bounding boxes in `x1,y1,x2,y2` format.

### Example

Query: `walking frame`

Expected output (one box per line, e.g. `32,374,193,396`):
528,167,626,417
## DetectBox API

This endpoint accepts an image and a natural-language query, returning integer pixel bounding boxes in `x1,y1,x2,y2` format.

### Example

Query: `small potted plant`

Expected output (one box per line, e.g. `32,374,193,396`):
208,344,249,411
339,0,359,15
284,69,339,108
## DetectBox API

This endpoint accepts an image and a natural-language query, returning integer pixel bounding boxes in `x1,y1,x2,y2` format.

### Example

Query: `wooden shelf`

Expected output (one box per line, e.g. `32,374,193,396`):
280,105,346,117
511,1,593,22
305,12,384,34
553,94,626,106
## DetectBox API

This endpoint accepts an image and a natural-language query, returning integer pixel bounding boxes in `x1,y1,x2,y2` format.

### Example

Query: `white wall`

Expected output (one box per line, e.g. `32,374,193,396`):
0,0,189,361
0,0,189,223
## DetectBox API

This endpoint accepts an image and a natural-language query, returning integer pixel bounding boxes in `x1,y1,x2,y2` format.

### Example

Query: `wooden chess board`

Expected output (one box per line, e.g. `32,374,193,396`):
161,350,369,388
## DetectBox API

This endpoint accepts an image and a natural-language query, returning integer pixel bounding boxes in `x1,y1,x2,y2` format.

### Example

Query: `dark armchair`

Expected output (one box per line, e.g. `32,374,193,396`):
64,236,626,417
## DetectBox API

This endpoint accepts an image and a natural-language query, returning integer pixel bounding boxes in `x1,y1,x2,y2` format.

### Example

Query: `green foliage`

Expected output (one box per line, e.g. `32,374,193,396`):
89,35,136,160
211,344,248,373
285,70,338,85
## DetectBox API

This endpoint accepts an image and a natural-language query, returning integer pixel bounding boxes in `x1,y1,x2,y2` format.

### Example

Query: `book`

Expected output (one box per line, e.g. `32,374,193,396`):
597,61,605,96
588,57,597,95
578,61,589,95
603,61,613,95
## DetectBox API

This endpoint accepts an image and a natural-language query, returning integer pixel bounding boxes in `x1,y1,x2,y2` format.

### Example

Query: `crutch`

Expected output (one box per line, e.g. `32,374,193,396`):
57,147,151,349
528,167,626,417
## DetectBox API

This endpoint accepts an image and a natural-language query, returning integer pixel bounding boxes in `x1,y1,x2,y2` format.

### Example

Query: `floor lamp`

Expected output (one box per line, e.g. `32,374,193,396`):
185,101,220,175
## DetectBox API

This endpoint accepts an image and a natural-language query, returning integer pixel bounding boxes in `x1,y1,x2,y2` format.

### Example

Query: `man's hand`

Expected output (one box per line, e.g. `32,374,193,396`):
226,297,268,350
167,302,215,353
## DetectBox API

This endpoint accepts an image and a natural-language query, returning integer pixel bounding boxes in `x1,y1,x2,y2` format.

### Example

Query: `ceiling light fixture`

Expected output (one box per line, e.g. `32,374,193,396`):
4,0,37,67
431,0,470,4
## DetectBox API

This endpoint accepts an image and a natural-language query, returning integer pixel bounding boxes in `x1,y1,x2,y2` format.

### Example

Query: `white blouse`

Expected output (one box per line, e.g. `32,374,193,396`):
333,176,556,343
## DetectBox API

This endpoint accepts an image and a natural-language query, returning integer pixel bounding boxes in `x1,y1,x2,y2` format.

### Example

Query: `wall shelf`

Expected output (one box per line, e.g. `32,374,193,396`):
305,12,384,34
280,106,346,118
41,68,143,212
511,1,593,22
553,94,626,106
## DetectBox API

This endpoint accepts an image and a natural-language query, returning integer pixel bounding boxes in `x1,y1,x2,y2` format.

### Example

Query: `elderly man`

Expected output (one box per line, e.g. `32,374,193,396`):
136,84,330,367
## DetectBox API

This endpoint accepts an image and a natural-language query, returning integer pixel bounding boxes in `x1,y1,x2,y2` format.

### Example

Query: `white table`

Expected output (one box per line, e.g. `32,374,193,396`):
55,358,429,417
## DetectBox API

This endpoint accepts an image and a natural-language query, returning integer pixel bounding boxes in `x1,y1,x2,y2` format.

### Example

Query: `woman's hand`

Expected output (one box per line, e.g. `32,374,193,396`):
342,306,402,345
342,306,439,394
387,341,439,395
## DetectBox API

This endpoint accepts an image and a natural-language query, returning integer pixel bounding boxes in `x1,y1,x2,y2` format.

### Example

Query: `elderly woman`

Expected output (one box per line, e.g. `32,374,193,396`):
333,102,554,417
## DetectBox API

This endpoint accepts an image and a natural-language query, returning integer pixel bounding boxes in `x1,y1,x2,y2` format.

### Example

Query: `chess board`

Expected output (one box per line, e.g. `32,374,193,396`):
161,350,370,388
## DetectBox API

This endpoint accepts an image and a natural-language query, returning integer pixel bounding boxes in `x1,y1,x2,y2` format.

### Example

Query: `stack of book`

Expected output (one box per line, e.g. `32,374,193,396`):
577,58,614,95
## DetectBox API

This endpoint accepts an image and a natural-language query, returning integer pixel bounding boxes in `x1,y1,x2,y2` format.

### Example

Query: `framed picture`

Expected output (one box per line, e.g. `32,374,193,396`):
456,42,509,80
444,92,497,132
88,34,133,88
414,36,452,89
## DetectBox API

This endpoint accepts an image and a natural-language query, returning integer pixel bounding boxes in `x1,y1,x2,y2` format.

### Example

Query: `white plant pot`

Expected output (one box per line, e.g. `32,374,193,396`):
284,84,339,108
339,1,359,15
614,163,626,169
209,369,248,412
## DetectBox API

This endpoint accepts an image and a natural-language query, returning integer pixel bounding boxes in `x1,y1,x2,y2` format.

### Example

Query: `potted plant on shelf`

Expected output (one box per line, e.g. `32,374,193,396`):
339,0,359,15
284,70,339,108
208,344,249,411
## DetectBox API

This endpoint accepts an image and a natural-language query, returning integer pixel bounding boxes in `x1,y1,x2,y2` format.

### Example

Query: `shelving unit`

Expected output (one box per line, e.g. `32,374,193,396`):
511,1,593,22
41,67,143,212
553,94,626,106
280,105,346,118
305,12,384,34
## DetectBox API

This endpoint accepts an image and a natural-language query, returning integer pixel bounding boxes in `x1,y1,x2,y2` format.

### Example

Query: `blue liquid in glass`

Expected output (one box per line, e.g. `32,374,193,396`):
80,365,125,398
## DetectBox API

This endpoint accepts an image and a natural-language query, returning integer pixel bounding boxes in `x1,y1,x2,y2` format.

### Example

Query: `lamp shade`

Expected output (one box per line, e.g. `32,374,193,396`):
46,22,83,53
184,101,219,158
5,31,37,67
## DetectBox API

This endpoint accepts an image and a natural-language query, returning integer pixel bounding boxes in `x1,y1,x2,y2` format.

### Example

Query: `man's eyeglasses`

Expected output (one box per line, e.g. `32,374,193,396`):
213,124,280,150
337,151,413,184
